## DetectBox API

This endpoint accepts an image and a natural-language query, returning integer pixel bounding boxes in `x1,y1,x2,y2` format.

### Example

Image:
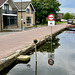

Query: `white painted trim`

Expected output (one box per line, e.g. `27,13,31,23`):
25,3,36,12
0,0,8,8
3,14,17,16
18,10,25,11
0,0,18,10
30,3,36,12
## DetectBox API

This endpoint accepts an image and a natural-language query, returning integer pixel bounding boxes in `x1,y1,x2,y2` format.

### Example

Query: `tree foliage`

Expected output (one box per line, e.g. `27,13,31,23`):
31,0,61,24
71,13,75,19
63,12,72,20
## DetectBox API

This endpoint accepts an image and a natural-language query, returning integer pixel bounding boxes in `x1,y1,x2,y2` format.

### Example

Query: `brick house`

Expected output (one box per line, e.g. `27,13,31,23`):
57,13,63,19
15,2,35,27
0,0,18,31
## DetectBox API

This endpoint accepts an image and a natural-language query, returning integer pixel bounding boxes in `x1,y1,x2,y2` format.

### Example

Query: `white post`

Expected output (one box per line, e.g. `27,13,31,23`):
51,26,52,41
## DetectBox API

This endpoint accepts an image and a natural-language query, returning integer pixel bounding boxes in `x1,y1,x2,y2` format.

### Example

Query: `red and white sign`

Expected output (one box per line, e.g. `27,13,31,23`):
48,14,55,21
48,59,54,66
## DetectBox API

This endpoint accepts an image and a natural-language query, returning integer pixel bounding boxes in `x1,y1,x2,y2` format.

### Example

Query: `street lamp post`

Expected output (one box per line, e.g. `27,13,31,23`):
21,0,23,30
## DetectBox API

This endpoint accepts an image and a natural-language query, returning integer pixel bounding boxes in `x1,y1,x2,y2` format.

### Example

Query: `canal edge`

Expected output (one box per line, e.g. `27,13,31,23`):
0,27,66,72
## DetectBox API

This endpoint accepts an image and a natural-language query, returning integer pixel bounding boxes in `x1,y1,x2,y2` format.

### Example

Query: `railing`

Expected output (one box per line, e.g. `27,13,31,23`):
3,10,17,14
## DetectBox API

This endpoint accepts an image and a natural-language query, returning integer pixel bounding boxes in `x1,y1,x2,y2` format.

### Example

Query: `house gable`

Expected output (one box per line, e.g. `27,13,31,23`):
25,3,35,12
0,0,8,8
0,0,17,9
2,2,12,10
15,2,35,12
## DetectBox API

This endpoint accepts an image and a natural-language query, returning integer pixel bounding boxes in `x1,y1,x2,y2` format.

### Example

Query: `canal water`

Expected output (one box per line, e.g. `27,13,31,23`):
1,30,75,75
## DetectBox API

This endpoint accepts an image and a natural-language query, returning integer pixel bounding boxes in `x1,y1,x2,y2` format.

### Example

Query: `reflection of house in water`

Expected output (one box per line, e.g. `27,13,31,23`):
0,0,18,31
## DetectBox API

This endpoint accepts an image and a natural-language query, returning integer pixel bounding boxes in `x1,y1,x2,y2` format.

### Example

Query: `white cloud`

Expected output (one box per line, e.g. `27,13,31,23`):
59,7,75,13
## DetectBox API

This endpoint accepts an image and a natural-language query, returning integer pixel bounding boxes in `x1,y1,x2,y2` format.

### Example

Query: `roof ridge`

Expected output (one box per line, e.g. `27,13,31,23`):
15,1,31,3
0,0,7,7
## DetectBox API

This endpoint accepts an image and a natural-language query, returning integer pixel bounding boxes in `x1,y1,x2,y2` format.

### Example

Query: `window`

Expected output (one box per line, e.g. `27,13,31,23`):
4,4,9,10
31,8,33,14
10,16,17,25
26,9,30,13
7,16,17,25
26,17,31,24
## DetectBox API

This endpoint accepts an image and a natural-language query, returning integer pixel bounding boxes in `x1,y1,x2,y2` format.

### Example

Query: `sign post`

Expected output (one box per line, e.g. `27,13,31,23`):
48,14,55,40
48,14,55,66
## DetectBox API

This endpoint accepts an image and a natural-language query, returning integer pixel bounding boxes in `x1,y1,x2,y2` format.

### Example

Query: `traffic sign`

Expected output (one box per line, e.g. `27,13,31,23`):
48,59,54,66
48,53,54,59
48,14,55,21
48,21,55,26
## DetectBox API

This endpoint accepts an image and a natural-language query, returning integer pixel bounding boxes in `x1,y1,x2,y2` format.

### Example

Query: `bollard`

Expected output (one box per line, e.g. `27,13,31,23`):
34,39,38,62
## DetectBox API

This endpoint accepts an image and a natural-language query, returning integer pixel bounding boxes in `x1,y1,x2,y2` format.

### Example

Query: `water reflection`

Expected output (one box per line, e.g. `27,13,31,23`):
66,30,75,34
0,61,18,75
48,39,55,66
0,60,30,75
37,37,60,53
0,37,61,75
1,30,75,75
35,61,37,75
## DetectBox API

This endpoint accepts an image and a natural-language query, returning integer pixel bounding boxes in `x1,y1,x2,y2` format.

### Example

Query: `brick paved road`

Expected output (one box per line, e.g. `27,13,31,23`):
0,23,67,59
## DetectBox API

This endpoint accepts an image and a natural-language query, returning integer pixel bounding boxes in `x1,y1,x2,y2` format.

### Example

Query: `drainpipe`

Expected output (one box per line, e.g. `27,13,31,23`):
1,7,2,31
21,0,23,30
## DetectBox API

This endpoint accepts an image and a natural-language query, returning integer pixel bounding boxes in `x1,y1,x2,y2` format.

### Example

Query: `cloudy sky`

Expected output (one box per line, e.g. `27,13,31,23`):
14,0,75,13
58,0,75,13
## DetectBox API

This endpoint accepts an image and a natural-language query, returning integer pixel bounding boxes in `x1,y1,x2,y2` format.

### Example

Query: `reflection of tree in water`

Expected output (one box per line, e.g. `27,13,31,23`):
1,38,60,75
27,37,60,55
37,37,60,53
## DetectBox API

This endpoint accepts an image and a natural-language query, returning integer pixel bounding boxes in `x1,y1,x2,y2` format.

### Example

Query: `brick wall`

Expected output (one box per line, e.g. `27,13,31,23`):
17,5,35,28
0,8,2,31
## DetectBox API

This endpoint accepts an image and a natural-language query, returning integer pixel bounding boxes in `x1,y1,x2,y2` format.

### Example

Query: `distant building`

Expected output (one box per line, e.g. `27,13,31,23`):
0,0,18,31
15,2,35,27
57,13,63,19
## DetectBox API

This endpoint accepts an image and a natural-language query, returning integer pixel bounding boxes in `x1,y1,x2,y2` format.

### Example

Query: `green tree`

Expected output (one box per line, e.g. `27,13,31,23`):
31,0,61,24
63,12,72,20
71,13,75,19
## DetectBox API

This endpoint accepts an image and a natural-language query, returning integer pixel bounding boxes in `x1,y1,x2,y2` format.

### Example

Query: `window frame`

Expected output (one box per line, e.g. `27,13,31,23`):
26,17,31,24
26,9,30,14
4,4,9,11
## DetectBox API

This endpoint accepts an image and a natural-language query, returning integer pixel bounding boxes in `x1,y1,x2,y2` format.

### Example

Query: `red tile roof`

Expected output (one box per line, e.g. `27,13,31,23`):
0,0,7,7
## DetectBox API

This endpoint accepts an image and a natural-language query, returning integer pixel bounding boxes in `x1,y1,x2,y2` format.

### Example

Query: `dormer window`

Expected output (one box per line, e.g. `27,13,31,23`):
26,9,30,14
4,4,9,10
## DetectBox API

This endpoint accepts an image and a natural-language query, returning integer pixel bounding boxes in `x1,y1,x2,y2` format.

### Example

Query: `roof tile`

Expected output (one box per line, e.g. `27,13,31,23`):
0,0,6,7
15,2,31,11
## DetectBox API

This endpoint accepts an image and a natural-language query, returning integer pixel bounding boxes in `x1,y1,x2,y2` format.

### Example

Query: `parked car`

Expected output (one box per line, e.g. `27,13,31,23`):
67,19,73,24
61,19,67,22
72,20,75,25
